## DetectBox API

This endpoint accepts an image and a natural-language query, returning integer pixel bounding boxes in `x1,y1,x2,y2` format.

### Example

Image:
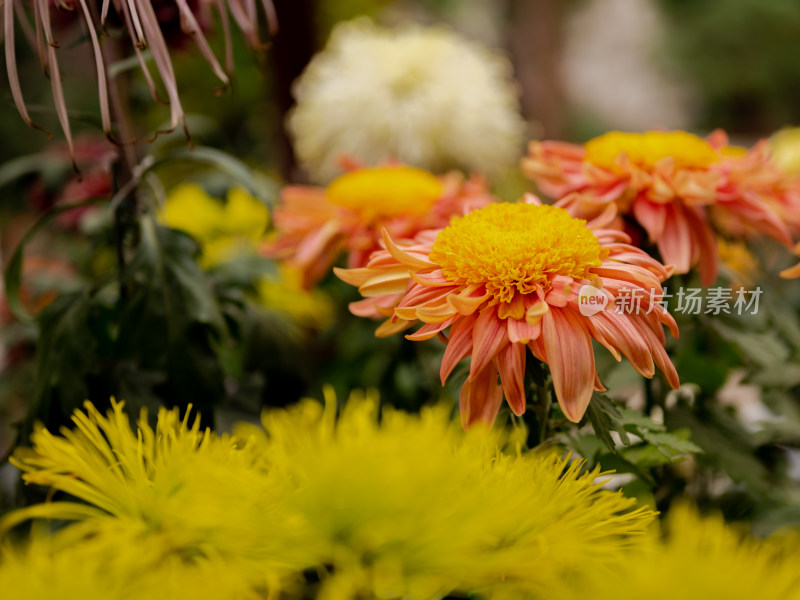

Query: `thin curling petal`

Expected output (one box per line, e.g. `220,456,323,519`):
338,201,679,428
5,0,51,139
6,0,273,157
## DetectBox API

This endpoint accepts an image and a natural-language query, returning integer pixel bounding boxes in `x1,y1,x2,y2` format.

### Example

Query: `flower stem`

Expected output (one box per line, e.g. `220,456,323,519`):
102,35,141,300
537,380,552,443
524,352,552,446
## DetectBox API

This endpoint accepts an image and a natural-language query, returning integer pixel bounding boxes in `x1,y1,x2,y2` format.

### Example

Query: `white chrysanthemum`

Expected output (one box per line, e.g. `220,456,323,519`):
288,19,526,182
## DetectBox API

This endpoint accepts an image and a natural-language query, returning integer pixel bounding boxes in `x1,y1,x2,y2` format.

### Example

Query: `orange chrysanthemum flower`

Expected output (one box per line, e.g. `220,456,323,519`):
264,165,495,288
522,130,793,285
335,198,680,428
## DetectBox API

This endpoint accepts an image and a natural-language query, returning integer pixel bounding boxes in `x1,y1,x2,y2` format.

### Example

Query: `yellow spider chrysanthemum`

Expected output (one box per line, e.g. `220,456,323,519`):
2,400,313,586
4,395,654,599
0,531,259,600
239,388,655,599
564,503,800,600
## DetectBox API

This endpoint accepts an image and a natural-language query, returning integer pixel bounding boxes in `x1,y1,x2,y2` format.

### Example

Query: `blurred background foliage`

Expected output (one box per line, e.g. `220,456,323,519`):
2,0,800,539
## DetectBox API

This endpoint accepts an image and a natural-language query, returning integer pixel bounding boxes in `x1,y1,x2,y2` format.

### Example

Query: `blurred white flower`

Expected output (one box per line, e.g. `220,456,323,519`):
288,19,526,182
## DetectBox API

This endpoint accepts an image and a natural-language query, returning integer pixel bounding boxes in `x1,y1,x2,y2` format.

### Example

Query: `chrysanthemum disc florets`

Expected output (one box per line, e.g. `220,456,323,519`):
326,166,443,220
585,131,718,172
430,203,604,302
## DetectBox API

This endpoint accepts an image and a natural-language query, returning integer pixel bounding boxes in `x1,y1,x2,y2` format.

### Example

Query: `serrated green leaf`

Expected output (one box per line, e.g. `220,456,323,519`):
586,395,701,463
112,217,229,420
620,444,677,468
638,429,703,458
566,432,607,463
618,407,667,432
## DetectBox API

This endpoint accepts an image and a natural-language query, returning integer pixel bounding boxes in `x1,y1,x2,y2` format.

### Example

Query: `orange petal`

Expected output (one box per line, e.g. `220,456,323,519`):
525,301,550,325
683,206,718,286
657,205,693,274
780,262,800,279
382,229,437,270
459,365,504,430
405,317,455,341
508,317,541,344
447,290,490,316
497,343,527,416
376,318,414,338
334,266,377,287
358,269,411,297
588,311,655,378
542,308,595,423
497,293,526,320
469,308,509,381
633,198,667,241
440,317,475,383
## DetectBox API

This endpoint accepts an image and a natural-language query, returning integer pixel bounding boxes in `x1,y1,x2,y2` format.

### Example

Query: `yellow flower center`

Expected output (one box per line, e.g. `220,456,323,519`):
326,166,443,220
430,203,604,303
585,131,719,172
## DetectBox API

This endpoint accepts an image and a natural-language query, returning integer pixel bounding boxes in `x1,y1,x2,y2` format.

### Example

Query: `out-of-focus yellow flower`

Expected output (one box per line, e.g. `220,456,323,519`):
160,183,269,268
239,388,655,599
716,238,759,288
0,532,260,600
2,400,313,589
564,503,800,600
4,395,655,599
770,127,800,175
288,19,526,183
254,266,335,330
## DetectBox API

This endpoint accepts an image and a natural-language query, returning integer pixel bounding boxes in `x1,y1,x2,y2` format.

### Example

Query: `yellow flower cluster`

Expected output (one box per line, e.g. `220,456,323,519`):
2,394,652,599
159,183,270,269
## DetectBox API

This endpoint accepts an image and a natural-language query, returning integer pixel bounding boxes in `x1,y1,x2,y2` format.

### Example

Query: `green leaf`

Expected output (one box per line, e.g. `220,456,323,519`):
585,394,633,452
0,153,66,189
585,395,702,465
25,289,110,439
115,147,279,210
121,218,225,338
566,432,607,463
637,429,702,458
709,320,790,368
3,199,107,324
115,218,228,419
